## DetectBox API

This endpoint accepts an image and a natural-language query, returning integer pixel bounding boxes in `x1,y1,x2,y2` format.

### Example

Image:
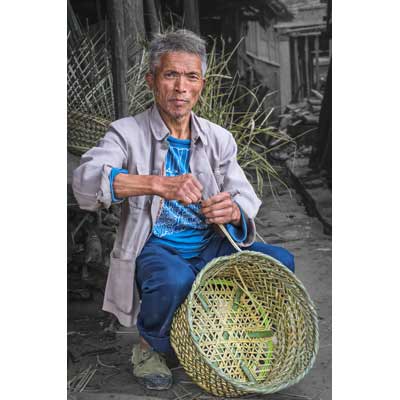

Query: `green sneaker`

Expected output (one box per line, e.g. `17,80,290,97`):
131,344,172,390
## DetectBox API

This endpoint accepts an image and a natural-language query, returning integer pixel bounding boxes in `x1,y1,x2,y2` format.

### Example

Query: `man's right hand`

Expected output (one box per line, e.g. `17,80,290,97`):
156,174,203,205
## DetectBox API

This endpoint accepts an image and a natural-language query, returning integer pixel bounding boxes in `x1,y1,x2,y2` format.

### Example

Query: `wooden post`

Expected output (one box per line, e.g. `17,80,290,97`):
183,0,200,34
95,0,103,23
221,8,243,77
235,8,246,78
144,0,160,38
278,35,291,109
293,36,301,101
107,0,129,119
304,35,310,98
314,35,320,91
124,0,146,69
309,35,314,91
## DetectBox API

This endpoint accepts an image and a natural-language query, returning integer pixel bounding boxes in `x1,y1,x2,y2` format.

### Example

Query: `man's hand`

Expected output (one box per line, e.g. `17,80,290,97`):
156,174,203,205
201,192,241,226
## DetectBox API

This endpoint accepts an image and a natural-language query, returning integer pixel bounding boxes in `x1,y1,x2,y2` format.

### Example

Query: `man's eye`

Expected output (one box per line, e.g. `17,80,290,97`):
188,74,200,81
164,72,178,78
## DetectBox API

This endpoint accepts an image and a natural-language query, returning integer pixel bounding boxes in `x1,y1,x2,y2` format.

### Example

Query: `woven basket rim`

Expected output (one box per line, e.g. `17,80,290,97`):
184,250,319,394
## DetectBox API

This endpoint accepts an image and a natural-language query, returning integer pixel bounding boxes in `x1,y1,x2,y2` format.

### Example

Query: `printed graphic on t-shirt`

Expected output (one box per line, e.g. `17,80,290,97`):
153,140,208,237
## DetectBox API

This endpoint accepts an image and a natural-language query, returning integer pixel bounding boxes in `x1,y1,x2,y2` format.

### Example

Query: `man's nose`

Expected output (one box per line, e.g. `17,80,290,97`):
174,76,186,93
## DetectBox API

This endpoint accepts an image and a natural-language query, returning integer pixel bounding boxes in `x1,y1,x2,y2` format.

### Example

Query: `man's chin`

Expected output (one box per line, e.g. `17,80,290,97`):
170,109,190,120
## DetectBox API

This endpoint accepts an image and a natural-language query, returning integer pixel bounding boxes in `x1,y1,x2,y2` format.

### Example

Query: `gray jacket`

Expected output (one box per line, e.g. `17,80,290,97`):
72,105,262,326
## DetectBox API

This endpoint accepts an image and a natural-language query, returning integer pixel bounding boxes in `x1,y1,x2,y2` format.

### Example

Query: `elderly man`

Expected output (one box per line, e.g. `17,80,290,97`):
73,30,294,390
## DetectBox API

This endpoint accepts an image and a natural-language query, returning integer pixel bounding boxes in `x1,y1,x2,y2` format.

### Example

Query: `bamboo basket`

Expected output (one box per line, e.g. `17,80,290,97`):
67,110,111,156
170,250,319,397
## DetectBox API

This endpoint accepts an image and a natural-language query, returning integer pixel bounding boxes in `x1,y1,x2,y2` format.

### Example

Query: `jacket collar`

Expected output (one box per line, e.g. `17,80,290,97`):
149,104,208,145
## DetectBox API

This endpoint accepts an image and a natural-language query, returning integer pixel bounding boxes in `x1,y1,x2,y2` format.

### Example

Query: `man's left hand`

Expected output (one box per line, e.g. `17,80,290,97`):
201,192,241,226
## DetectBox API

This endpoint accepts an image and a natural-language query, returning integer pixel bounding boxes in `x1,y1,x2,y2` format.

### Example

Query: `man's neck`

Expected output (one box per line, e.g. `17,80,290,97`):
158,107,191,140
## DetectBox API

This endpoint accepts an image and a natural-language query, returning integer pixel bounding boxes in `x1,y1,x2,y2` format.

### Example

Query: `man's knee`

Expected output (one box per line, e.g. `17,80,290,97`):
160,268,195,298
249,242,295,273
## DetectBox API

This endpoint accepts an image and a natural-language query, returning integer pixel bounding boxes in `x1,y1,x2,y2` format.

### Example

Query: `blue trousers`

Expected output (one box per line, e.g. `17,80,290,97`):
135,235,295,353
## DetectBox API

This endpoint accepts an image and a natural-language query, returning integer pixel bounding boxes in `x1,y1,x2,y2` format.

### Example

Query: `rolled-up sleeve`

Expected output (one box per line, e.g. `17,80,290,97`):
72,126,128,211
226,204,248,243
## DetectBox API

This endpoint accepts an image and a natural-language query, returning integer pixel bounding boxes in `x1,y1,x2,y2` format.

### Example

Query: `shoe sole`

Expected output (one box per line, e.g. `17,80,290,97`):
136,377,172,391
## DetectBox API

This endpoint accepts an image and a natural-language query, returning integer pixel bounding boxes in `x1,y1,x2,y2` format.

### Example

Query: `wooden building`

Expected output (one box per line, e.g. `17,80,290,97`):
69,1,330,114
68,0,294,114
275,0,330,108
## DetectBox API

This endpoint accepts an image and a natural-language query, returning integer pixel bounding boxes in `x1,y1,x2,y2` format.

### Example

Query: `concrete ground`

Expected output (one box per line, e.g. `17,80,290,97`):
67,162,331,400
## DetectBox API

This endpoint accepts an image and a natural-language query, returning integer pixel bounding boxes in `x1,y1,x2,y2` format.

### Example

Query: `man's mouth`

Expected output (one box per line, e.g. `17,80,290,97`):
170,99,188,104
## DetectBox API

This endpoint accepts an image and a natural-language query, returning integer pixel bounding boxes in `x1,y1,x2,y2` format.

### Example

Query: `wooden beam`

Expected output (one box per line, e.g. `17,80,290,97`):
290,31,322,37
278,36,291,109
183,0,200,34
293,37,301,101
314,35,320,91
304,36,310,97
279,24,326,35
107,0,129,119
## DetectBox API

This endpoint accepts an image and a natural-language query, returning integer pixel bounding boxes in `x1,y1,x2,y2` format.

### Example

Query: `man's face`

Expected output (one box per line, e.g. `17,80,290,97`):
146,52,205,121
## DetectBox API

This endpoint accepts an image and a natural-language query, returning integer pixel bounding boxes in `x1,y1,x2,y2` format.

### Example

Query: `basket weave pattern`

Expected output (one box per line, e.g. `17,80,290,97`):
67,110,111,155
171,251,319,397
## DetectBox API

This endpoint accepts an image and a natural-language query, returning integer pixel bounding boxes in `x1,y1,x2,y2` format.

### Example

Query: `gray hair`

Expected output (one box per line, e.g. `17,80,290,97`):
148,29,207,77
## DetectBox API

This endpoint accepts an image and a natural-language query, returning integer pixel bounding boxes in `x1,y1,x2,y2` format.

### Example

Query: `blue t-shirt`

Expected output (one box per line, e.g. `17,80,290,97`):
109,135,247,258
149,136,214,258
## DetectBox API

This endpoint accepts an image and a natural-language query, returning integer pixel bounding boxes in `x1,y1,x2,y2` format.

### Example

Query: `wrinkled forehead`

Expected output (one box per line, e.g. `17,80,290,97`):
155,51,203,73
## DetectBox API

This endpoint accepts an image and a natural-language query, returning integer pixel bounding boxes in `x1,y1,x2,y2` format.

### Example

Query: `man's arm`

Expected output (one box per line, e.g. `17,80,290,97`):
72,126,128,211
73,121,204,210
205,131,262,246
113,173,203,205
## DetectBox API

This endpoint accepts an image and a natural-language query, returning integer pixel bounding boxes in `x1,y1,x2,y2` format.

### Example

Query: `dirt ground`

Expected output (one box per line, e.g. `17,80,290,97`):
67,160,332,400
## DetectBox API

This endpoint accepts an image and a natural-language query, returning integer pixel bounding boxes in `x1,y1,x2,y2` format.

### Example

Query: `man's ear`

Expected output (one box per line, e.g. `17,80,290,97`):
145,72,154,90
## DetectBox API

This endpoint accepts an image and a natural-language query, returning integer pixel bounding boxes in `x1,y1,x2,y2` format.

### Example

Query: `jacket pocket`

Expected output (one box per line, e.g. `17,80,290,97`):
105,253,135,314
128,196,151,210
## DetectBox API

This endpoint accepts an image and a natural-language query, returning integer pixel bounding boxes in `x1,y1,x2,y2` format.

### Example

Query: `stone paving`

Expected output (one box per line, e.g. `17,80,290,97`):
68,165,332,400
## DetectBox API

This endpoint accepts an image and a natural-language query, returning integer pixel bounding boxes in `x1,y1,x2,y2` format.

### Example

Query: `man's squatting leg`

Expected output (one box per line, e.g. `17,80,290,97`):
135,241,196,354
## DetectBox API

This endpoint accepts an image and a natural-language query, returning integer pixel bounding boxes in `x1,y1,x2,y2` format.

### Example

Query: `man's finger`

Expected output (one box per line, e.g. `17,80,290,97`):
201,199,232,214
207,216,231,224
202,192,230,207
203,206,233,219
184,191,198,204
187,182,203,202
187,174,204,192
